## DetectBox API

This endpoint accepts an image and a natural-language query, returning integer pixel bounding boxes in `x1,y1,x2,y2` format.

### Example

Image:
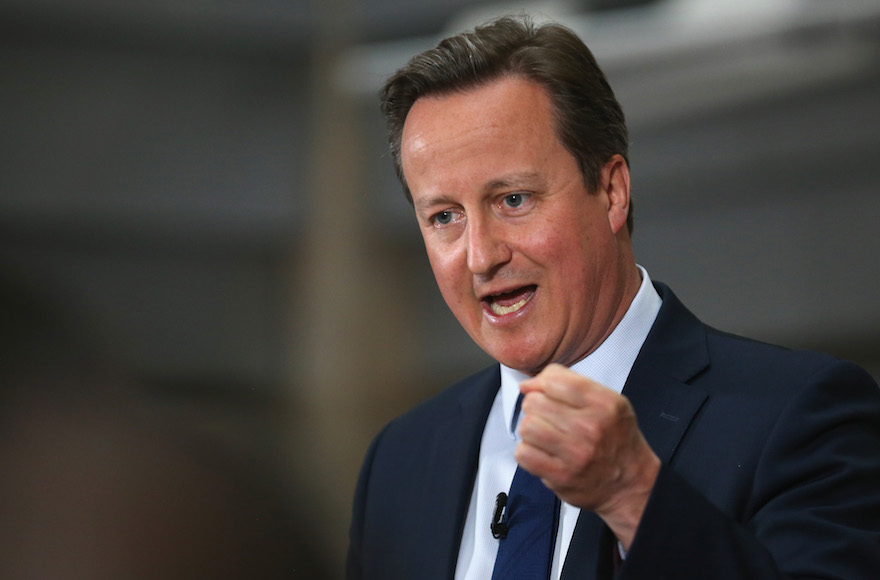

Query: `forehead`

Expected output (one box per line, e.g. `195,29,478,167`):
404,77,552,139
400,78,562,184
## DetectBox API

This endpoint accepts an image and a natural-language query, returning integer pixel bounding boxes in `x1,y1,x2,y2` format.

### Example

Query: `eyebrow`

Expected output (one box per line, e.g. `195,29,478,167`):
484,172,546,192
413,194,454,215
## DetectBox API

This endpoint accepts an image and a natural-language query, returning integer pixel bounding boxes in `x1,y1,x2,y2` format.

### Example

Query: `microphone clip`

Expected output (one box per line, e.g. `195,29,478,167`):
490,492,509,539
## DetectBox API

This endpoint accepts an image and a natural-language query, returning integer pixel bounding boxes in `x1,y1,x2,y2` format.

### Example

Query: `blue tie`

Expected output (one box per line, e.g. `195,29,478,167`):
491,465,560,579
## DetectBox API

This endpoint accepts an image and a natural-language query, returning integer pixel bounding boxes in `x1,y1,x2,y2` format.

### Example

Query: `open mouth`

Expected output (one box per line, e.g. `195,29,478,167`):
484,285,536,316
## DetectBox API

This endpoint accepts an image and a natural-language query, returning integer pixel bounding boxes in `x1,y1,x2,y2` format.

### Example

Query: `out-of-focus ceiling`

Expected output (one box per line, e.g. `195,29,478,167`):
0,0,503,49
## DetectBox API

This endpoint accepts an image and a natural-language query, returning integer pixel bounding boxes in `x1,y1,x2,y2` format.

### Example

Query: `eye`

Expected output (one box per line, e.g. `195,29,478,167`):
434,211,453,225
502,193,529,209
430,209,461,227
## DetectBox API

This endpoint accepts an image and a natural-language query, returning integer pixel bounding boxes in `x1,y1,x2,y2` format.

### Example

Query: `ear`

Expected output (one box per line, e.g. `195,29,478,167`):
601,154,631,235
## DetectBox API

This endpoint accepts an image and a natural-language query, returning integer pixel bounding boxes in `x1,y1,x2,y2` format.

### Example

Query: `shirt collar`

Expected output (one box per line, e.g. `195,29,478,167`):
500,265,662,439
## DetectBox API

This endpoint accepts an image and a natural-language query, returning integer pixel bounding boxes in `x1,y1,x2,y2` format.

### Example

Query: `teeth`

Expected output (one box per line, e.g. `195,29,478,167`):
489,295,530,315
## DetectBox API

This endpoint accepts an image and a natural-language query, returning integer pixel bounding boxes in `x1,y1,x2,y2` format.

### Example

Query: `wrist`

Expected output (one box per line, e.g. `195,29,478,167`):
598,452,660,550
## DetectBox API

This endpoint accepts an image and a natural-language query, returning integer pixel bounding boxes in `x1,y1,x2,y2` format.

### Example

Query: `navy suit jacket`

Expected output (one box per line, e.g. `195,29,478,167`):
347,283,880,579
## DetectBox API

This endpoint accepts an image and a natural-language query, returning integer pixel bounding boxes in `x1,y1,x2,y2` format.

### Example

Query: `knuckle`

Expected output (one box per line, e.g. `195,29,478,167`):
569,440,594,467
518,415,535,439
521,392,539,413
577,416,600,440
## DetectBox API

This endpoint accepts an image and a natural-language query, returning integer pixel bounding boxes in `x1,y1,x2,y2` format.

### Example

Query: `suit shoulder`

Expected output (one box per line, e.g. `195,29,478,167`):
702,325,877,395
375,364,500,445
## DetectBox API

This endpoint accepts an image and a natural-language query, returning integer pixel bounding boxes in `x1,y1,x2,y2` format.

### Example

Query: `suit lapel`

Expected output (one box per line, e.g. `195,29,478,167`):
421,366,500,579
561,511,617,580
562,283,709,580
624,282,709,463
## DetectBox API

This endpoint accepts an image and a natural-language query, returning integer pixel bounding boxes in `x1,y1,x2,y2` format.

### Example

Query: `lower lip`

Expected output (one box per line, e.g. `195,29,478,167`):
483,288,536,322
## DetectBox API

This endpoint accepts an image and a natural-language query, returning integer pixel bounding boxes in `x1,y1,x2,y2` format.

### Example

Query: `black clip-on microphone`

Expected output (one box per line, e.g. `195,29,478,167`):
490,492,509,539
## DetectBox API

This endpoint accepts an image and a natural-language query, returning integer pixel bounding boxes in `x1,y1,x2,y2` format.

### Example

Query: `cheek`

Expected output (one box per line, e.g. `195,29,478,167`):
426,244,451,280
426,248,469,303
521,227,584,266
529,230,596,304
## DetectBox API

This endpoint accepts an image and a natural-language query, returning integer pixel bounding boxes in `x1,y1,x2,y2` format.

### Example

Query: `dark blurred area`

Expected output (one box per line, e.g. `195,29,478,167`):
0,273,330,579
1,0,879,578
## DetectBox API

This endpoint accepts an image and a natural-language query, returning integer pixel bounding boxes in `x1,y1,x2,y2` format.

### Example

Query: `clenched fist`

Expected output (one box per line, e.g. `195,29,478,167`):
515,363,661,549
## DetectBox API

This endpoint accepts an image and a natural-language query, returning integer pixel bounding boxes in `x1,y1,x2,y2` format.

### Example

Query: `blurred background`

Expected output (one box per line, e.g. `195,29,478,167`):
1,0,878,577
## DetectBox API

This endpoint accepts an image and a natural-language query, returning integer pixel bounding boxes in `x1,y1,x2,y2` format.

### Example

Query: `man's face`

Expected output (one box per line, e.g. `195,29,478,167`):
400,76,634,375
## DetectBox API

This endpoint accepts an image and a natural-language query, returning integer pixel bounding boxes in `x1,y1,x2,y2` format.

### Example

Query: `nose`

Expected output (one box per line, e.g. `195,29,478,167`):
466,215,511,276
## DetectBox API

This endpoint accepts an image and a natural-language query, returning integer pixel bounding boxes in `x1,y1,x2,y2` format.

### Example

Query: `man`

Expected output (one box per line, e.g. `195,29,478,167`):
347,16,880,580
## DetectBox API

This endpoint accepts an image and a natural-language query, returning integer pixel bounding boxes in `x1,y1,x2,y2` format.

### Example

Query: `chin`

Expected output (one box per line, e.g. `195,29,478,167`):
492,352,545,375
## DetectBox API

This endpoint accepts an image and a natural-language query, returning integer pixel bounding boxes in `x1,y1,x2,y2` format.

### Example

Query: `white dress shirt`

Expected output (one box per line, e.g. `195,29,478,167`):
454,266,662,580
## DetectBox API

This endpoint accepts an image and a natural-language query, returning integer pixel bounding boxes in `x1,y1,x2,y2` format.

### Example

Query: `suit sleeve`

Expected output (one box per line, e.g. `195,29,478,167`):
620,361,880,579
346,425,386,580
